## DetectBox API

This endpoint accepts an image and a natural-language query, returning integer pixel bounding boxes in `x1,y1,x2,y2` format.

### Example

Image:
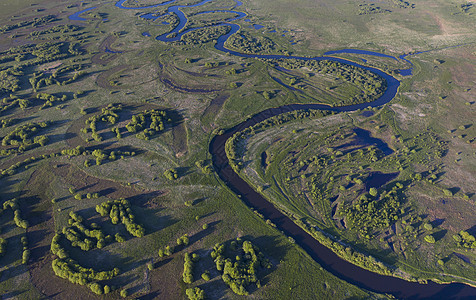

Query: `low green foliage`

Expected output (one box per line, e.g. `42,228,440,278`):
96,199,145,237
164,168,178,180
211,239,270,295
125,109,171,140
185,287,205,300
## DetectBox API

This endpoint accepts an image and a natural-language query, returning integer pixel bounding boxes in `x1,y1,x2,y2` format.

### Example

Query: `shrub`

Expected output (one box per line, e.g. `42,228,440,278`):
424,235,436,243
22,250,30,264
185,287,205,300
89,283,103,295
443,189,453,197
369,187,378,197
201,271,211,281
423,223,433,231
115,233,126,243
164,168,178,180
182,252,196,284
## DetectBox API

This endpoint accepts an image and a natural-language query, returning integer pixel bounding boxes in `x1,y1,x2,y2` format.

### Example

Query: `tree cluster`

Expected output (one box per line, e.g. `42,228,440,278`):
453,231,476,249
0,67,21,94
185,287,205,300
272,58,387,106
125,109,170,140
52,258,118,287
176,26,230,46
36,92,68,109
0,146,86,179
158,245,174,257
0,118,18,128
195,160,213,174
211,239,270,295
2,197,29,228
96,199,145,237
182,252,199,284
226,109,331,171
1,94,30,114
63,211,108,250
164,168,178,180
0,15,57,33
226,31,278,54
343,188,403,238
28,24,82,39
176,234,189,246
83,104,122,142
49,206,150,294
1,121,50,154
357,4,391,15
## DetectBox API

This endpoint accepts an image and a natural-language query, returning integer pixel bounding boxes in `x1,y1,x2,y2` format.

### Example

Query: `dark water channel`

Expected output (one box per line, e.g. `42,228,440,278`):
103,1,476,298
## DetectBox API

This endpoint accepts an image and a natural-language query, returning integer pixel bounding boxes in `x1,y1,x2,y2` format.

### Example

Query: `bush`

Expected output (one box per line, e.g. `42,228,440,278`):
423,223,433,231
183,253,194,284
164,169,178,180
186,287,205,300
424,235,436,243
201,271,211,281
443,189,453,197
369,187,378,197
0,238,6,256
22,249,30,264
89,283,103,295
115,233,126,243
177,234,189,246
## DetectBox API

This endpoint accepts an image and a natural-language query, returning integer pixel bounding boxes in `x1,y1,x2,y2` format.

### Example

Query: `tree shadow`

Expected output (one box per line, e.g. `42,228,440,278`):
153,257,172,269
431,218,445,227
433,229,447,242
127,191,165,206
449,187,460,195
188,220,221,247
0,264,28,284
27,229,50,263
22,195,49,227
466,225,476,236
1,289,29,298
76,182,99,193
176,166,192,178
48,132,77,146
138,290,162,300
193,197,208,205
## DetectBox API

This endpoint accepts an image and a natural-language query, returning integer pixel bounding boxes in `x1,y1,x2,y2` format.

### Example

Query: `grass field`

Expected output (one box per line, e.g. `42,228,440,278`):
0,0,474,298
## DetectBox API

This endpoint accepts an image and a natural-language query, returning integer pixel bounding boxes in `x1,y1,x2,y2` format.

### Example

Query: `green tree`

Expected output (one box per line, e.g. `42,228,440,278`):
185,287,205,300
120,289,128,298
201,271,211,281
369,187,378,197
423,223,433,231
424,235,436,243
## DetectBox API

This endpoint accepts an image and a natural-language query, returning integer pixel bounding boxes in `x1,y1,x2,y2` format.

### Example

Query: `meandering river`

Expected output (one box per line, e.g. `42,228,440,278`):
77,1,476,298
